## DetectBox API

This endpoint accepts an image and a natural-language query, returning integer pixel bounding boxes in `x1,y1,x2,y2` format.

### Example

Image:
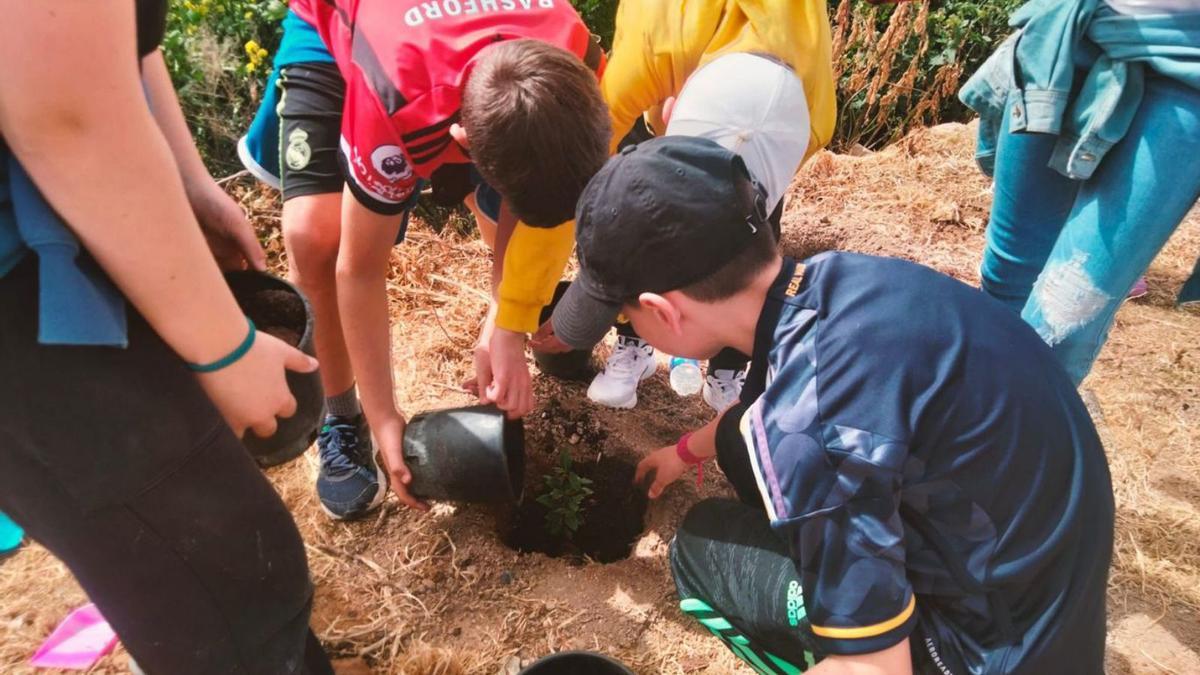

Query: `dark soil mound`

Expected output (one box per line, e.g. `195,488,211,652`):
504,457,647,563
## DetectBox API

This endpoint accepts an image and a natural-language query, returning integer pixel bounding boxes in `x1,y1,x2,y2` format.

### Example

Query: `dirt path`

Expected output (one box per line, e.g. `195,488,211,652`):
2,123,1197,674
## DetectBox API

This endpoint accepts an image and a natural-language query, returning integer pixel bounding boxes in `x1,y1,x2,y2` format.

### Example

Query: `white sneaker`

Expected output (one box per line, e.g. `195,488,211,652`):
587,337,657,409
703,368,746,412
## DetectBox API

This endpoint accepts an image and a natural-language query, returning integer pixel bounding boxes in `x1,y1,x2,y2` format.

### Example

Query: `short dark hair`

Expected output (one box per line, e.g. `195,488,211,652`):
462,39,611,228
679,226,780,302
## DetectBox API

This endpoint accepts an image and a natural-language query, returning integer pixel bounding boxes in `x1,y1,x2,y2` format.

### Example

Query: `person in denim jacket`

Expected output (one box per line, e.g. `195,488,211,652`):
959,0,1200,384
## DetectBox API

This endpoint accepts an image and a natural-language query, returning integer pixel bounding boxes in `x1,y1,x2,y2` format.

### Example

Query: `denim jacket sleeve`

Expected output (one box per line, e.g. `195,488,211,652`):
958,32,1020,177
960,0,1200,181
958,0,1100,177
1007,0,1099,136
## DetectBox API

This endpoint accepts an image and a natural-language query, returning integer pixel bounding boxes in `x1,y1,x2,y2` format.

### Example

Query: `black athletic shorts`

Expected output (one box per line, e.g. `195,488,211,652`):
274,61,499,236
277,61,345,202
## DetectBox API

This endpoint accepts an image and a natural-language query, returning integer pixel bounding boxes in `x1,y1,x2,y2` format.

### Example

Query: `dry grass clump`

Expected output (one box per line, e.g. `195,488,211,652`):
830,0,972,150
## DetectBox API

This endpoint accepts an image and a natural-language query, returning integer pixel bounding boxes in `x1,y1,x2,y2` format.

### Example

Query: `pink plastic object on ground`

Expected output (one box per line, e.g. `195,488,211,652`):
30,603,118,670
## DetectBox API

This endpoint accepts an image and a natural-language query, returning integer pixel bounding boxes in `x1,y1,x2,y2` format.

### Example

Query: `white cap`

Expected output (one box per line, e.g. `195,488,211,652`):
666,52,811,210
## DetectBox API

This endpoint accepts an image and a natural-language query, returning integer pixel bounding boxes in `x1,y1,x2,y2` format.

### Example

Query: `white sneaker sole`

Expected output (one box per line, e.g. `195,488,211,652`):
319,457,389,521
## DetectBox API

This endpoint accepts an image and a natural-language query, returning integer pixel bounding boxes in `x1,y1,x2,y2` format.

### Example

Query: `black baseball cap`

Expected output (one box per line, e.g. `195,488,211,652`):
551,136,770,349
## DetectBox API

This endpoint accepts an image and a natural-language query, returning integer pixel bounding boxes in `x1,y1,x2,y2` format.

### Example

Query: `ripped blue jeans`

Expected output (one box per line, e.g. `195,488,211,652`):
981,76,1200,384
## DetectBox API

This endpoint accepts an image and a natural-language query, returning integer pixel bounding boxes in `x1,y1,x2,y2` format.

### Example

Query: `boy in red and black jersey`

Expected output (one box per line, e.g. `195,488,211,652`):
240,0,610,519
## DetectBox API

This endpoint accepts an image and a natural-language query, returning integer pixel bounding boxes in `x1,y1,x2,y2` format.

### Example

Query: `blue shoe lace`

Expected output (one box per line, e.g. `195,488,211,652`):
317,417,364,478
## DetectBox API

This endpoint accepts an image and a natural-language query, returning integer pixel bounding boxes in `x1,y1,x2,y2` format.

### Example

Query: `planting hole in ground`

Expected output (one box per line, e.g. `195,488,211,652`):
503,456,648,563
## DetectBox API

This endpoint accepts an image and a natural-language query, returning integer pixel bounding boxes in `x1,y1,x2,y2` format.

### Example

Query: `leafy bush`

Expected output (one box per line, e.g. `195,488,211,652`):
164,0,287,175
571,0,619,48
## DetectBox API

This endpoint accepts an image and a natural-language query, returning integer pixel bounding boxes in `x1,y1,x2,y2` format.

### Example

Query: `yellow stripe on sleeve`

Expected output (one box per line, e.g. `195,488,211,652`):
810,594,915,640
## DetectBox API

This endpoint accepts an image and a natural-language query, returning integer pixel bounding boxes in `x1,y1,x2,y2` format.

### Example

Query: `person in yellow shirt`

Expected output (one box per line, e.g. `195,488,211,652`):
532,0,836,412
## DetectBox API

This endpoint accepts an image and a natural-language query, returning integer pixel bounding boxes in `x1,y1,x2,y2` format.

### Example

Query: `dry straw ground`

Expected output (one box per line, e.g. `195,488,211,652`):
1,123,1197,674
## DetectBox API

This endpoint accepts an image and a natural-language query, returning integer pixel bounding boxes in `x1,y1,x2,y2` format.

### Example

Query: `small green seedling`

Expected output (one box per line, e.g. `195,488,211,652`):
536,450,594,537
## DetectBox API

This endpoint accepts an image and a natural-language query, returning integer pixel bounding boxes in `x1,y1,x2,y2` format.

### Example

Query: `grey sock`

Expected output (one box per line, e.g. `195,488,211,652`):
326,384,361,419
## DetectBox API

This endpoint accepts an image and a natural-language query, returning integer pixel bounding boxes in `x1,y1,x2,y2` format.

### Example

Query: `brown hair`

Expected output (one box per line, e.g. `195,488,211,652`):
462,39,611,228
680,226,780,303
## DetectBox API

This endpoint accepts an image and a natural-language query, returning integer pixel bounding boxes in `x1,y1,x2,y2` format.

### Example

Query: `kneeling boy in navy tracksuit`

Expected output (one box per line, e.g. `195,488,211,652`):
567,136,1114,674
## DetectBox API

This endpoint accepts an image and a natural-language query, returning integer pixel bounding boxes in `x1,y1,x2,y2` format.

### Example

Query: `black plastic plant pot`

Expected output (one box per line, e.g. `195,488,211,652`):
532,281,595,382
224,271,324,468
532,344,595,382
518,651,636,675
403,404,524,503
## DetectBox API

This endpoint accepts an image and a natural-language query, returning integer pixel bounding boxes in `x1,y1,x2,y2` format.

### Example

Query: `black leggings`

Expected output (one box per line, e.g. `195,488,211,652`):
0,259,331,675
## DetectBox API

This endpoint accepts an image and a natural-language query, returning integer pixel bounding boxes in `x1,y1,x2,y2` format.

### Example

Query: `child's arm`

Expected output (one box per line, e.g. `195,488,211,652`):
480,212,576,418
0,2,315,438
141,50,266,272
494,219,576,334
477,203,535,418
808,641,912,675
336,190,427,511
635,412,723,498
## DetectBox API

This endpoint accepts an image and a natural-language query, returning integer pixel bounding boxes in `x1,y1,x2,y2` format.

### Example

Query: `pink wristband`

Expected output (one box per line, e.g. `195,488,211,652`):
676,432,704,486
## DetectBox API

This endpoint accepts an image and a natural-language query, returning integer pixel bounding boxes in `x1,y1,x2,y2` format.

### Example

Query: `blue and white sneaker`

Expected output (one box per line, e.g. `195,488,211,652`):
316,415,387,520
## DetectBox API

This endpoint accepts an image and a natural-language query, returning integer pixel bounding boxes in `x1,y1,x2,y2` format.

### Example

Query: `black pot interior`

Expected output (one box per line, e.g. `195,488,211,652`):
521,652,633,675
225,272,312,347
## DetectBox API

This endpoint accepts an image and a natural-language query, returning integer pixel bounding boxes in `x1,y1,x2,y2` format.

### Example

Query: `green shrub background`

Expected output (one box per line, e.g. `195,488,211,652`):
164,0,1022,175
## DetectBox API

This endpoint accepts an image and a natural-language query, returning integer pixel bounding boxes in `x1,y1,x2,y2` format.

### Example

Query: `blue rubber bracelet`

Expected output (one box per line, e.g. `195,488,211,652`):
187,318,257,373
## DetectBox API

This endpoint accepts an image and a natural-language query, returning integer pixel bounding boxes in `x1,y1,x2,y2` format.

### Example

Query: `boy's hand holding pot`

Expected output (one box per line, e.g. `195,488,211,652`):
485,326,534,419
472,303,534,420
372,415,429,512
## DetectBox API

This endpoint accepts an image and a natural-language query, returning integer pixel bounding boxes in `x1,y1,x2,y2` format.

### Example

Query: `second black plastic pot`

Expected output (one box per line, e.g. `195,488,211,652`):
518,651,635,675
225,271,324,468
532,281,595,382
403,404,524,502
